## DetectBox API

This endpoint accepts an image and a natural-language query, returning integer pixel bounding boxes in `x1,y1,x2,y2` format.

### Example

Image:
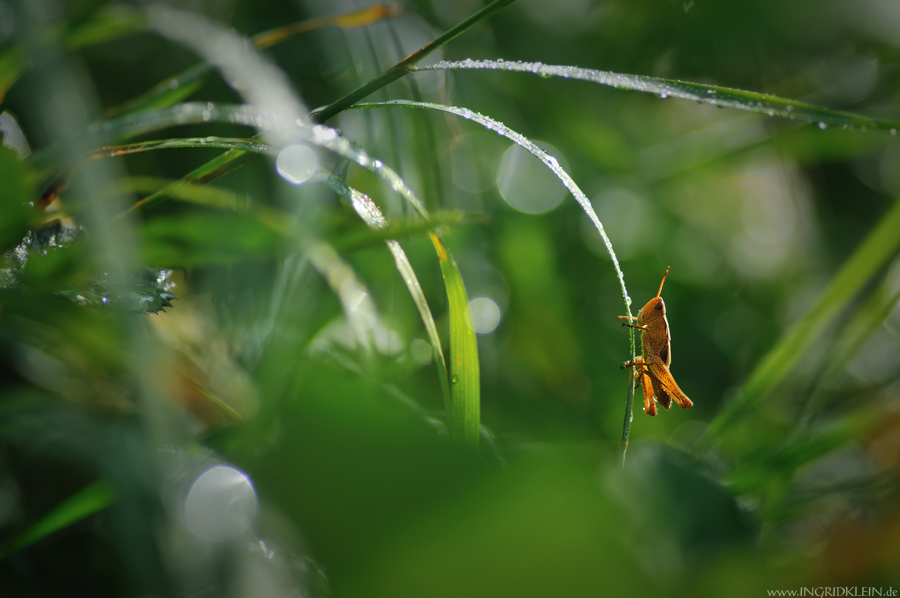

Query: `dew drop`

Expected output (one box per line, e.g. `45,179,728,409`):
451,374,459,384
659,92,669,99
818,122,828,130
312,125,337,142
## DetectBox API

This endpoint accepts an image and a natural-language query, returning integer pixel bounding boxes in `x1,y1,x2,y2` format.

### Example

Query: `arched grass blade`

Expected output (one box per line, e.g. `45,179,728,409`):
351,100,634,322
694,198,900,456
0,479,115,560
415,60,900,133
351,99,636,457
431,233,480,446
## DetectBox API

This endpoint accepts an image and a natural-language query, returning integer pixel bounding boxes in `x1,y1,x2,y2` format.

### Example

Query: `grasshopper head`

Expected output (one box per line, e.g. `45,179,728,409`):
636,266,669,325
637,296,666,325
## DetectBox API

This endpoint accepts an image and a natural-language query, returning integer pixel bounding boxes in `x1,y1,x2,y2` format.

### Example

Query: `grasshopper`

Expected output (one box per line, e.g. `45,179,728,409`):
619,267,693,416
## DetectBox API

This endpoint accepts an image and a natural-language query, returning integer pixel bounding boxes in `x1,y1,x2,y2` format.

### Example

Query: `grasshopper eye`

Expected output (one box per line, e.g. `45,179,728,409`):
654,302,663,311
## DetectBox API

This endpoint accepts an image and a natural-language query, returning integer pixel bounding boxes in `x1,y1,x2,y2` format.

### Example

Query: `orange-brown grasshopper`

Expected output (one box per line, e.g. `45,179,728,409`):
618,267,693,416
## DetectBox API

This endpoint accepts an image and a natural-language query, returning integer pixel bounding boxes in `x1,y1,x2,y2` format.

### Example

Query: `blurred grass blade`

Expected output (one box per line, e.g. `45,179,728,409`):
252,4,402,49
0,479,115,560
116,148,254,218
325,175,447,374
305,236,381,352
430,233,480,446
416,60,900,132
39,136,263,209
94,102,433,222
107,4,401,117
797,274,900,427
312,0,520,123
91,137,267,156
64,6,147,50
0,47,25,104
727,410,876,497
695,198,900,456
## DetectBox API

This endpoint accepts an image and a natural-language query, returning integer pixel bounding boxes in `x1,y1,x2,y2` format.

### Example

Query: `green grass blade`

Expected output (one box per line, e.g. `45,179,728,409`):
795,274,900,429
694,198,900,456
0,479,115,560
430,233,480,446
416,60,900,133
312,0,520,123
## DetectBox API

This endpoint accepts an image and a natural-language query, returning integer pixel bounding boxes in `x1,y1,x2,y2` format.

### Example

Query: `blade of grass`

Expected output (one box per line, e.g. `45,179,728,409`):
252,4,402,49
794,274,900,431
619,367,636,468
415,60,900,133
311,0,520,124
0,479,115,560
694,198,900,456
430,233,480,446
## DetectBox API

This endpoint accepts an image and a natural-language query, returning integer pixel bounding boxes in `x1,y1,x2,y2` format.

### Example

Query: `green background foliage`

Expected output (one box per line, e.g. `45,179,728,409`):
1,0,900,596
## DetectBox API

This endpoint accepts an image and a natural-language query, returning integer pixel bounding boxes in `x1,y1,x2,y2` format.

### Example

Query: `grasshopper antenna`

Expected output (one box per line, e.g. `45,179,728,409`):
656,266,670,299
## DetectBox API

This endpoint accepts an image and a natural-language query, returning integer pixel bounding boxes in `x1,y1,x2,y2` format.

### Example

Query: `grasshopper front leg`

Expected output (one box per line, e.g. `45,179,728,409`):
621,356,657,416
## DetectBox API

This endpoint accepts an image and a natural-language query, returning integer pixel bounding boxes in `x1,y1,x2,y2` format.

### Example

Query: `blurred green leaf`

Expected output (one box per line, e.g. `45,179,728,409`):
140,211,285,266
117,148,255,217
0,146,35,250
0,48,25,103
64,6,146,50
696,198,900,455
0,479,115,560
106,4,402,117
